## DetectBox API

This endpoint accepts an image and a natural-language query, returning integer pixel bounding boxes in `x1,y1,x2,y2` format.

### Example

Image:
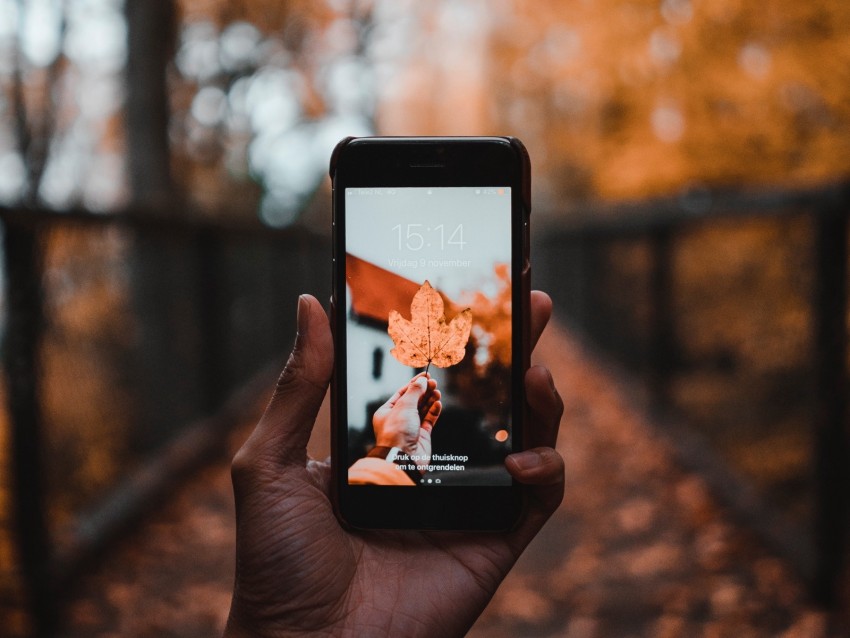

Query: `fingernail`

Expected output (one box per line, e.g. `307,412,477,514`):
510,450,544,471
297,295,309,336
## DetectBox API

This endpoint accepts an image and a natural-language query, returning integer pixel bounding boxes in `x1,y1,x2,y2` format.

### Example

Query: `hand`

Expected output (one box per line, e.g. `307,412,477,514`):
225,291,564,638
371,372,441,463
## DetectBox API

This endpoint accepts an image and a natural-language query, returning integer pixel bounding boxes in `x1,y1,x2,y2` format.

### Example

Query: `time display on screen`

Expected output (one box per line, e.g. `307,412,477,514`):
391,224,466,251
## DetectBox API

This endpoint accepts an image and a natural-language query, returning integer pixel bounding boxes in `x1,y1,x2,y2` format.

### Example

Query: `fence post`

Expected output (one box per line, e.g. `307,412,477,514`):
196,228,226,414
2,219,55,635
812,203,849,606
649,226,675,407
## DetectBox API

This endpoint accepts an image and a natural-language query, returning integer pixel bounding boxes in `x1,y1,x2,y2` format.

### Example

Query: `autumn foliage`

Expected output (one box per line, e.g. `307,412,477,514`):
388,280,472,374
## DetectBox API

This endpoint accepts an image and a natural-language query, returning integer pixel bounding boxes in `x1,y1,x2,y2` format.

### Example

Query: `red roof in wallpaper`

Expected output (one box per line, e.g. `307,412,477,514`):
345,253,456,325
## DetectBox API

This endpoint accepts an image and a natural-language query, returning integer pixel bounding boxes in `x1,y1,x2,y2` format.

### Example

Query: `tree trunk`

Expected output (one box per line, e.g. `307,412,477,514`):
126,0,176,206
125,1,206,451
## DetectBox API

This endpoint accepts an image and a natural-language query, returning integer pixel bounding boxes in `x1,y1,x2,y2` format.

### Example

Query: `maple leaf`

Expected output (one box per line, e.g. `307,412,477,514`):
388,280,472,373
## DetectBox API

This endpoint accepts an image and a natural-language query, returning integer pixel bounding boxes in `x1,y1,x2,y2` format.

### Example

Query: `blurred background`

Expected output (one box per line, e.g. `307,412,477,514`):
1,0,849,636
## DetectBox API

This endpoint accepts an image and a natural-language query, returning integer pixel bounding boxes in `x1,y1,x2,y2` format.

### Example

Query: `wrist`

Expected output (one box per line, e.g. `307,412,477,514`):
224,607,336,638
366,445,403,462
366,446,421,483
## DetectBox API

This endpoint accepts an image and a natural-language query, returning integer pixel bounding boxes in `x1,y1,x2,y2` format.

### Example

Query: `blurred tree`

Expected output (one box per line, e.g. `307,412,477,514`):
169,0,376,224
9,4,65,205
2,2,70,632
483,0,850,205
0,0,128,210
124,0,202,453
126,0,177,206
4,0,69,206
451,264,513,420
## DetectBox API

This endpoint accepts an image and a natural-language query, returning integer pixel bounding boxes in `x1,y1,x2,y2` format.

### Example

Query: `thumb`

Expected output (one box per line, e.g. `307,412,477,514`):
235,295,333,472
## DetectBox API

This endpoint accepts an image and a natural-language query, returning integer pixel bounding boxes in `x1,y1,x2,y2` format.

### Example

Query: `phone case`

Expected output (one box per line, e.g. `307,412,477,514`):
330,136,531,530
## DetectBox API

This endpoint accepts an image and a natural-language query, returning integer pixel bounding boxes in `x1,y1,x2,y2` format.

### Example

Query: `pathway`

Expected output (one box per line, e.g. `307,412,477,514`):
60,321,840,637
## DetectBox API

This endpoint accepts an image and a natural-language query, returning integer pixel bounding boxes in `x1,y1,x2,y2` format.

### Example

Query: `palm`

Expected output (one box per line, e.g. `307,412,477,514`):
409,430,432,464
233,459,521,636
371,375,440,459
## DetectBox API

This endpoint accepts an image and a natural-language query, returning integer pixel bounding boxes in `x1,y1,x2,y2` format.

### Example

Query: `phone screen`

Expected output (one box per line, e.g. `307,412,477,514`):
344,186,514,487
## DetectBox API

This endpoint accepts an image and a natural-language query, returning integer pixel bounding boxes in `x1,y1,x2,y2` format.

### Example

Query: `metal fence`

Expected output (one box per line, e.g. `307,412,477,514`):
1,178,848,634
0,205,330,635
534,179,850,608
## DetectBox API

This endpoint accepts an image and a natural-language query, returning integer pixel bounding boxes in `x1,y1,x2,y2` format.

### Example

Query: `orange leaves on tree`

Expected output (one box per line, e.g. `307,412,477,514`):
388,280,472,373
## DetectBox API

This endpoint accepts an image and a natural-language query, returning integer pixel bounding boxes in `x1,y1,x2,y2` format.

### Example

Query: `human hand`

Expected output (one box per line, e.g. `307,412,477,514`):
225,291,564,638
371,372,441,463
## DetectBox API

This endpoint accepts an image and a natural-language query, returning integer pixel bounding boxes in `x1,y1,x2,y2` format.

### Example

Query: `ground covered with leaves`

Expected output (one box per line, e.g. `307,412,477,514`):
60,323,843,637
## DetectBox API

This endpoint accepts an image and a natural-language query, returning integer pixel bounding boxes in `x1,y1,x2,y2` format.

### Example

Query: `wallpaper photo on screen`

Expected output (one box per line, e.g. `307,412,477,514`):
344,187,514,487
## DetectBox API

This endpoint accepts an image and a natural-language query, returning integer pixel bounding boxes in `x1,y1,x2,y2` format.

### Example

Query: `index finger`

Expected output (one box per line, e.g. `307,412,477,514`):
530,290,552,352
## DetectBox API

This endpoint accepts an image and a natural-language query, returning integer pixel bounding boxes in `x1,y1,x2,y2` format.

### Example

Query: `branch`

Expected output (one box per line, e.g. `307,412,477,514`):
28,0,69,203
10,0,69,205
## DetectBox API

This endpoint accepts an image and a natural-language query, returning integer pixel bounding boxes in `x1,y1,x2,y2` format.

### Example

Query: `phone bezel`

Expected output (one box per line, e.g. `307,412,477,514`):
331,137,530,531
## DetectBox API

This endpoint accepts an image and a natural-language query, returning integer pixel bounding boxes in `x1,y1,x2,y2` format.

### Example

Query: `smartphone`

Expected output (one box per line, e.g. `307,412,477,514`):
330,137,531,530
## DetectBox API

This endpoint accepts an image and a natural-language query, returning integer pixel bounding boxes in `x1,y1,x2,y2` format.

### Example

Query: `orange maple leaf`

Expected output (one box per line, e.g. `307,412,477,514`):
388,280,472,373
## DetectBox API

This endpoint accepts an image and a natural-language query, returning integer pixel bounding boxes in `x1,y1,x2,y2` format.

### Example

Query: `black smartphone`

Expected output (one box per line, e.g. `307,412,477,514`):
330,136,531,530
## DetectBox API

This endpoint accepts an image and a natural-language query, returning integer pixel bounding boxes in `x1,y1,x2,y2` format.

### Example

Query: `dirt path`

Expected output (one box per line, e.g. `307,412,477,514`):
61,321,840,637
